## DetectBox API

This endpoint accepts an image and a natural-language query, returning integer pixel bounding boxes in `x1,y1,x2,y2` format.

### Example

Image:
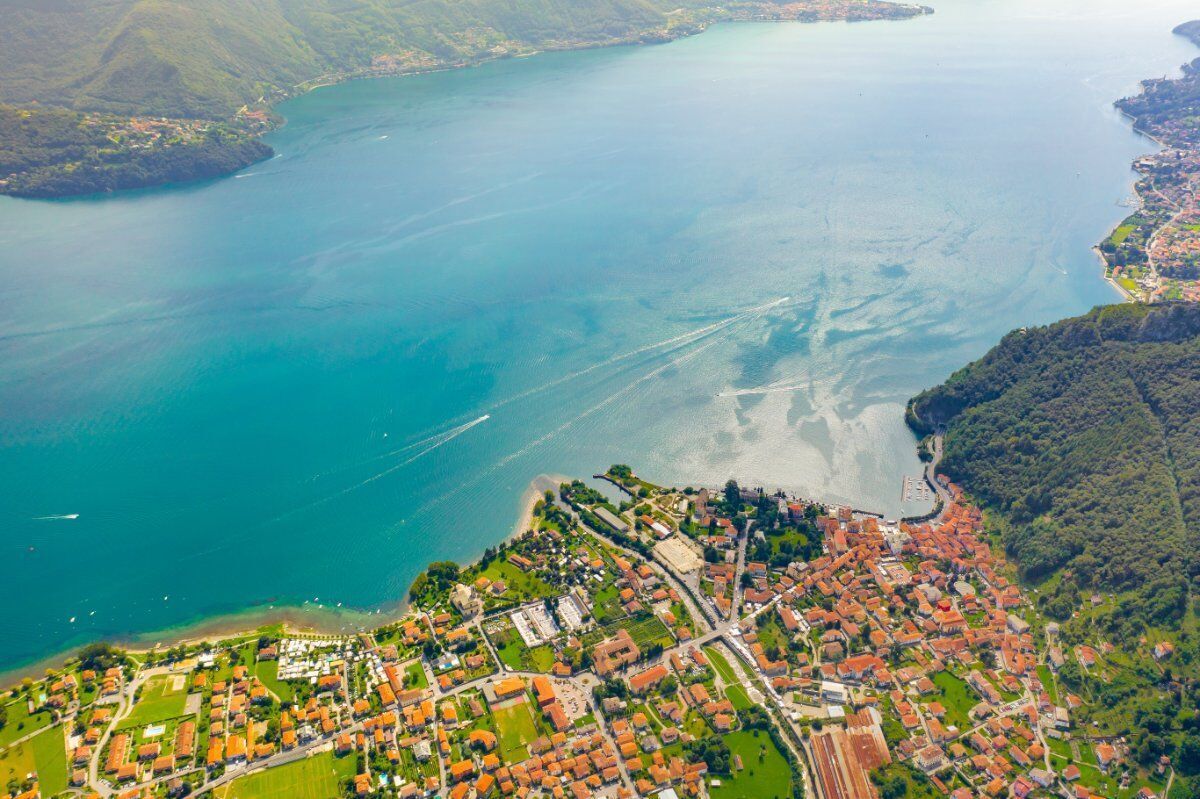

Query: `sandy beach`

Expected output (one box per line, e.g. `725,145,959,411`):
0,472,574,689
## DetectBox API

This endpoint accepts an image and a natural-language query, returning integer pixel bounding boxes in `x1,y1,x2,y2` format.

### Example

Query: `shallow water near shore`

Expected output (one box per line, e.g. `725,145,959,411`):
1,0,1197,673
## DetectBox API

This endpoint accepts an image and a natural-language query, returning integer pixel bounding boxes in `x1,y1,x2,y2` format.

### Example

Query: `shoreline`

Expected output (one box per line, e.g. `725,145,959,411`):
1096,245,1137,302
1095,110,1160,304
278,7,933,104
0,473,572,690
1094,24,1200,302
1,2,932,200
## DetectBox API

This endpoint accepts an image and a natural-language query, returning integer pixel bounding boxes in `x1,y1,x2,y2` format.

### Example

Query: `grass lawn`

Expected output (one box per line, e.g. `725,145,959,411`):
1036,664,1059,704
592,585,622,624
474,561,555,602
493,629,555,674
215,750,355,799
121,674,189,728
250,659,296,704
404,661,429,689
0,726,67,796
1077,740,1099,768
767,527,811,561
0,699,56,748
493,701,540,761
1110,223,1137,244
703,647,753,711
708,731,790,799
1047,736,1073,759
755,615,787,656
931,671,975,731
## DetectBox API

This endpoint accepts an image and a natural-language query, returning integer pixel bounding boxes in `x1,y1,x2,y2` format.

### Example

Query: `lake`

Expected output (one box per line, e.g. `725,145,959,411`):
0,0,1196,672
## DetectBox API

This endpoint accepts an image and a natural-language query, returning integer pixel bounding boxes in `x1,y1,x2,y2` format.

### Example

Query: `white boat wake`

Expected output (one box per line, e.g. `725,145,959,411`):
274,415,491,523
34,513,79,520
488,296,790,411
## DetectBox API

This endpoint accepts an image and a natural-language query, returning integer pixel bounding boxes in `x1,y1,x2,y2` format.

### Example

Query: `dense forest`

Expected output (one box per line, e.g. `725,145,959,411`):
0,105,270,198
908,303,1200,630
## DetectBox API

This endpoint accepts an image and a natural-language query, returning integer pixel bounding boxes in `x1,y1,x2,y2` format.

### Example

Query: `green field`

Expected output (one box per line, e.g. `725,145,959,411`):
754,614,787,656
404,661,429,689
493,701,541,761
494,628,556,673
252,659,296,704
0,699,56,748
1110,223,1137,244
930,671,975,731
215,750,355,799
592,585,622,624
121,673,189,728
616,614,674,649
473,560,555,602
1036,664,1059,704
1046,735,1073,759
709,731,791,799
703,647,753,711
0,726,68,796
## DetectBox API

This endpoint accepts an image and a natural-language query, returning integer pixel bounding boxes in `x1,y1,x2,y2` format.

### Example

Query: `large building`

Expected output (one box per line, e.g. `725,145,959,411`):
592,629,640,676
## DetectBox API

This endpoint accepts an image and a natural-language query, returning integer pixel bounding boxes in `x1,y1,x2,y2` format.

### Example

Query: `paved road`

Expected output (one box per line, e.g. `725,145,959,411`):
924,433,953,519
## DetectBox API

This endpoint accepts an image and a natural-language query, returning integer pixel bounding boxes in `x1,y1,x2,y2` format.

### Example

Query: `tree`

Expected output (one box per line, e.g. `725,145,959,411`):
78,643,124,672
1178,735,1200,775
724,480,740,509
685,736,731,774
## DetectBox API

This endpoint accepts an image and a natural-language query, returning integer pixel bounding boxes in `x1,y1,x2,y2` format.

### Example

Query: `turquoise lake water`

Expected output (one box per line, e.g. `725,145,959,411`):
1,0,1197,672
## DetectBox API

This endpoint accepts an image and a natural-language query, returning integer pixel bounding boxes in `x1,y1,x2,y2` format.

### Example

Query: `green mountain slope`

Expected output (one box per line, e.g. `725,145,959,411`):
908,303,1200,628
0,0,680,118
0,0,927,120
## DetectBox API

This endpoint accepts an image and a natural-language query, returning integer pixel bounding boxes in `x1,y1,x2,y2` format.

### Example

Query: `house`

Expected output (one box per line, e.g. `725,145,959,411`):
629,665,668,695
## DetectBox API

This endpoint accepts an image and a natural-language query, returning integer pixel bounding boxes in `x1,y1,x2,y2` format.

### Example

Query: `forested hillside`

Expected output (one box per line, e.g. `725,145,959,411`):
908,303,1200,631
0,0,671,118
0,0,925,120
0,104,270,197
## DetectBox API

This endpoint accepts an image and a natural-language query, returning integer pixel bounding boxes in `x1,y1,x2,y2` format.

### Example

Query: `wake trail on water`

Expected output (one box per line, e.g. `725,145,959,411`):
327,297,789,479
286,296,787,522
33,514,79,520
341,414,489,490
403,309,767,523
487,296,790,412
491,321,741,470
315,415,493,479
272,415,490,523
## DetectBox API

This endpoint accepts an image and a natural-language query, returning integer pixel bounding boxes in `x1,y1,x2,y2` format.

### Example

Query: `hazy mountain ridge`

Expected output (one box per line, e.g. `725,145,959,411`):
0,0,688,119
0,0,928,121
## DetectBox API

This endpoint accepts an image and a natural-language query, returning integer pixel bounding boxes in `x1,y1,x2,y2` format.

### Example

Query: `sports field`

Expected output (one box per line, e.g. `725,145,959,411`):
493,700,540,760
215,751,355,799
121,674,189,728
